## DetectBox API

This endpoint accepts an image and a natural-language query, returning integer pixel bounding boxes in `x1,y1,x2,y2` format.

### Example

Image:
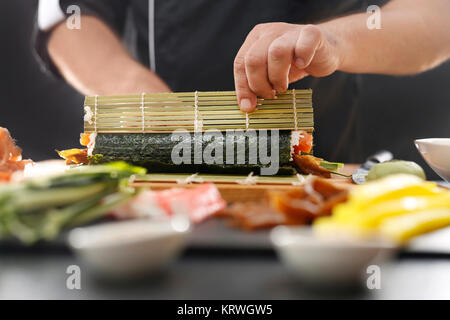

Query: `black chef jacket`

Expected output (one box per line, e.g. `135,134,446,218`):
34,0,387,162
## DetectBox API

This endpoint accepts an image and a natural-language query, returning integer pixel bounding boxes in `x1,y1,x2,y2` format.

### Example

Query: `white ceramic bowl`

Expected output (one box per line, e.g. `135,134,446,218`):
68,217,190,278
415,138,450,182
270,226,396,286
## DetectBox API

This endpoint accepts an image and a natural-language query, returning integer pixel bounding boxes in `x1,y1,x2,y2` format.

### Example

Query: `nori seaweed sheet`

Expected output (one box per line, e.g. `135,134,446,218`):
91,130,295,175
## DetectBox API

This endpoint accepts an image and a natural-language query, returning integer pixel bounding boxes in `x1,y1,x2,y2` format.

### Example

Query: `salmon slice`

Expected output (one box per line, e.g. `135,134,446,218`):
0,127,32,182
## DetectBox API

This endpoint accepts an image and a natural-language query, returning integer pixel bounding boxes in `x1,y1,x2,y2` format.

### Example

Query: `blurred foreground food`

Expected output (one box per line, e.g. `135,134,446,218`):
112,183,226,223
366,160,426,181
0,162,145,243
314,174,450,243
221,177,349,230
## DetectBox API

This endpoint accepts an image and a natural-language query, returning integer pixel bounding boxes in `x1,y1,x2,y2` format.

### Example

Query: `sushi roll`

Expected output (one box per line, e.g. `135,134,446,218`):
79,130,313,176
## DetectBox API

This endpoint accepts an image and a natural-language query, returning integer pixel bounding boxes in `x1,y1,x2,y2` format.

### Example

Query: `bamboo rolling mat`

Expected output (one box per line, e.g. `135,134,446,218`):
84,89,313,133
131,165,357,202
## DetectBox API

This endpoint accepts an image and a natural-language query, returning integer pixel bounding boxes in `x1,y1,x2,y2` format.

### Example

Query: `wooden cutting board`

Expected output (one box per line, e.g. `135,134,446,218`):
131,164,358,202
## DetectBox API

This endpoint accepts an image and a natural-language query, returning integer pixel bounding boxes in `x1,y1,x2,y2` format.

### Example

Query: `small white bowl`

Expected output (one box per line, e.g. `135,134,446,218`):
68,217,190,278
415,138,450,182
270,226,396,286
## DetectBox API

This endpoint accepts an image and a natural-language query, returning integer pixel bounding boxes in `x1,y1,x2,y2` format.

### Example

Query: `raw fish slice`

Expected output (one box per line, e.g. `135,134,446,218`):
0,127,32,182
112,183,226,223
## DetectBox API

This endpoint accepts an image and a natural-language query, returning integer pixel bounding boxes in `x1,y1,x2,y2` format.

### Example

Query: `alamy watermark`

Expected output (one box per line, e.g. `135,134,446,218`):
367,5,382,30
170,129,281,175
366,264,381,290
66,265,81,290
66,5,81,30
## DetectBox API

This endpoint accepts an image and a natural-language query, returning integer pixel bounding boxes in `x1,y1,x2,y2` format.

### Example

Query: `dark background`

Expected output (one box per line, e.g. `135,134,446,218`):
1,1,449,178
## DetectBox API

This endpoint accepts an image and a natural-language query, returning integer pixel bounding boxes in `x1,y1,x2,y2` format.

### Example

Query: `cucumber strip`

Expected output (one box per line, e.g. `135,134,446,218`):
13,183,112,212
67,192,135,227
0,161,145,244
320,161,344,171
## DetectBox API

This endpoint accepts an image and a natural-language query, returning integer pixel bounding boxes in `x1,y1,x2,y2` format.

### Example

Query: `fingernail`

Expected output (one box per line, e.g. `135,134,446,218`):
275,87,286,94
295,58,305,68
240,98,253,112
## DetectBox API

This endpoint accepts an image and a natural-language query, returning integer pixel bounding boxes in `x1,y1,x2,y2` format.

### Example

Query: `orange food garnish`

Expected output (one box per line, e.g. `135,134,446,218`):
57,148,88,165
0,127,32,182
293,132,313,155
293,154,331,178
80,133,91,146
0,171,12,182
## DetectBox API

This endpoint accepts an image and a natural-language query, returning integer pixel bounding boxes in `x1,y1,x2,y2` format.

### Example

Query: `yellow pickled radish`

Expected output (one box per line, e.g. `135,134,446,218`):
313,174,450,243
379,209,450,243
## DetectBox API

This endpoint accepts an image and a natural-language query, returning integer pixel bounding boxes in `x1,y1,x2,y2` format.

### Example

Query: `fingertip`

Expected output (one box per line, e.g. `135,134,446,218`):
239,98,256,113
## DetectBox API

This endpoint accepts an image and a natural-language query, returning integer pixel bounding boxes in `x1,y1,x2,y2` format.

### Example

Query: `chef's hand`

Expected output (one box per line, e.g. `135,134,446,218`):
234,23,341,112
